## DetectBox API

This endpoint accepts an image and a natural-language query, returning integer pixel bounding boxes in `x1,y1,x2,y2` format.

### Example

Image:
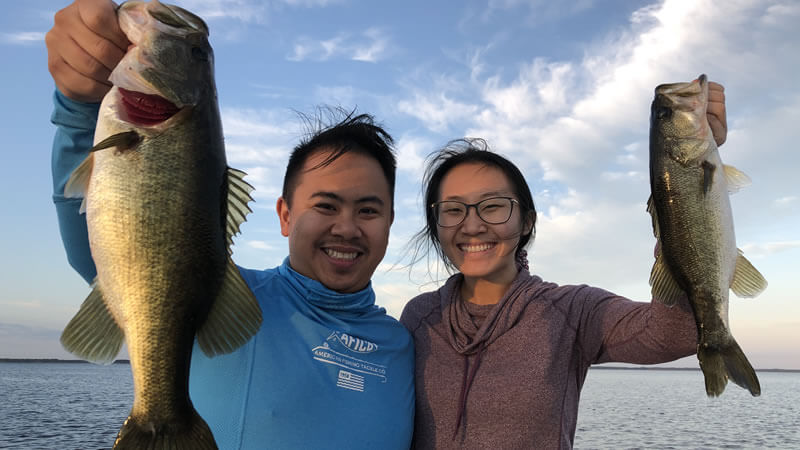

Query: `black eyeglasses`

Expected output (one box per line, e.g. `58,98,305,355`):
431,197,519,227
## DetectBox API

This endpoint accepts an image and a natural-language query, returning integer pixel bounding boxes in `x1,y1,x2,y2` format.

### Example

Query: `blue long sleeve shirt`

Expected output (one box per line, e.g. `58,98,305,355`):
49,90,415,449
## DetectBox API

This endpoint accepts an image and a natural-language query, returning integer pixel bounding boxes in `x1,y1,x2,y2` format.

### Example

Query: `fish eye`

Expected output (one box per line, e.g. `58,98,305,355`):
192,47,208,61
656,106,672,119
149,8,189,29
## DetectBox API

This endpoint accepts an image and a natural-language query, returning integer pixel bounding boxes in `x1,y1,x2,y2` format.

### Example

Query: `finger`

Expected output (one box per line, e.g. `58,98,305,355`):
48,52,112,102
708,115,726,147
71,0,128,72
46,25,113,89
78,0,129,51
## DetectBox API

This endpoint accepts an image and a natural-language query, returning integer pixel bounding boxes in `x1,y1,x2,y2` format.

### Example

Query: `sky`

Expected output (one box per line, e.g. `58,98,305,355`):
0,0,797,370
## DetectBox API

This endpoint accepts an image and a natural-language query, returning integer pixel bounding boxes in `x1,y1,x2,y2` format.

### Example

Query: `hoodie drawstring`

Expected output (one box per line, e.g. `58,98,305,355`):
452,345,486,441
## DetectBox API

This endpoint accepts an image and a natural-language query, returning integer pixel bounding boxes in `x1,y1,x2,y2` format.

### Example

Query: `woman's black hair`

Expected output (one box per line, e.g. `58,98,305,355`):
408,138,537,274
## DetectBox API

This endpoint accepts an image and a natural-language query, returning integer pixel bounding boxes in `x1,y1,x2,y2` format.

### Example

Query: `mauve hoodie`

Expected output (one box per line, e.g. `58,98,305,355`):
400,268,697,449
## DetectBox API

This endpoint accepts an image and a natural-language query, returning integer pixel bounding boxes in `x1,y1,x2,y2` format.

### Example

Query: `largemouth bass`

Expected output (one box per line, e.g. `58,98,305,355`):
61,1,262,448
648,74,767,397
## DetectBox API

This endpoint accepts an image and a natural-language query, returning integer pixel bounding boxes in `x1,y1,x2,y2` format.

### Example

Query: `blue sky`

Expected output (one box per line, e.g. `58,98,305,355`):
1,0,798,369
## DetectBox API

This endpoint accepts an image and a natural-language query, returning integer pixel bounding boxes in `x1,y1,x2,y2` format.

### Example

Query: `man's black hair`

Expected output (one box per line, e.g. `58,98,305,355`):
282,107,396,207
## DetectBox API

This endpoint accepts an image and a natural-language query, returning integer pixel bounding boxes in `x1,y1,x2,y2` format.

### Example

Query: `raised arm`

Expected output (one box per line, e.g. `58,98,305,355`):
47,0,129,283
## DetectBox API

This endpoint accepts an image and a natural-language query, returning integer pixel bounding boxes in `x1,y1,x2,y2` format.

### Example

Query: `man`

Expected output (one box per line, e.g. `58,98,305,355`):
46,0,414,448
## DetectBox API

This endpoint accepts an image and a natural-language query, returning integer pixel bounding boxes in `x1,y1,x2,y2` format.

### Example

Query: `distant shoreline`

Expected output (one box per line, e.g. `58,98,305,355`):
0,358,130,364
1,358,797,372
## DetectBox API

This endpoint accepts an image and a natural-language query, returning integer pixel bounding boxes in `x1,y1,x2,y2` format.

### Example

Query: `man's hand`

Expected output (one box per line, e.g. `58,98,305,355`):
707,81,727,147
45,0,129,103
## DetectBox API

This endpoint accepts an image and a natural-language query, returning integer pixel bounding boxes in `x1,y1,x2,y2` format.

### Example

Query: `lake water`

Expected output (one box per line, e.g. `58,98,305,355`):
1,362,798,449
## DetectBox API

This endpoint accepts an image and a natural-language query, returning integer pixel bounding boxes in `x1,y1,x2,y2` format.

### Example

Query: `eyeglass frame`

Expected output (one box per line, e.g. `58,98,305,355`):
430,196,520,228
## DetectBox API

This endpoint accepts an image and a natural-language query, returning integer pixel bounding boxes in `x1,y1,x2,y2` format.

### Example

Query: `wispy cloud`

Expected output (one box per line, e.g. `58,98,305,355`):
740,241,800,258
1,31,44,45
288,28,391,62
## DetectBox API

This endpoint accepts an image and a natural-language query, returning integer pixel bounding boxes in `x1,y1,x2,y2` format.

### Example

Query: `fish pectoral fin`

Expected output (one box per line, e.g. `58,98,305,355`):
89,130,141,153
224,167,255,253
196,259,263,357
64,154,94,213
730,249,768,298
649,247,685,306
646,195,660,239
60,282,124,365
723,164,752,194
701,160,716,196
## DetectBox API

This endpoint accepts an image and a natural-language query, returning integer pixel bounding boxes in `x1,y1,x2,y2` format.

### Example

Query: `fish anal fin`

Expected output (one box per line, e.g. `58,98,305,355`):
730,249,768,298
723,164,752,194
60,282,124,365
196,260,262,357
649,247,685,306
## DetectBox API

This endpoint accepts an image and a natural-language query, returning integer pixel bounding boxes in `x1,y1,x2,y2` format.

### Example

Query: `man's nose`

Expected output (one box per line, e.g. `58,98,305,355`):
331,213,362,238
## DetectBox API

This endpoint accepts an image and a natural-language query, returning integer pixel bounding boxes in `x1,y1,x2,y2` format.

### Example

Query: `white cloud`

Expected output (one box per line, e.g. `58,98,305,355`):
246,240,277,251
1,32,44,44
394,136,432,177
288,28,391,62
740,241,800,258
397,92,479,133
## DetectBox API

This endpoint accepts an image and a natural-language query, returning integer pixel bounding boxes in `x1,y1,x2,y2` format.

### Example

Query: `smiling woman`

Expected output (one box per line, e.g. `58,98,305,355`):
400,138,703,449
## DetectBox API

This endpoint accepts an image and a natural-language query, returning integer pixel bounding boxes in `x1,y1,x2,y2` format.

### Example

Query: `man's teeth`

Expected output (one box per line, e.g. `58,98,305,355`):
460,243,493,253
325,249,358,260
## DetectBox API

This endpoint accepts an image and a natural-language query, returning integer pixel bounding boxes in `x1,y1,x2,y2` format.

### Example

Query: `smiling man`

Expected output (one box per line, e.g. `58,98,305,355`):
45,1,413,448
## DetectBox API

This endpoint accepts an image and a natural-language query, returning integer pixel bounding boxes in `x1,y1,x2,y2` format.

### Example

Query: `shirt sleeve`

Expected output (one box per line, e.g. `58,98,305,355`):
571,285,698,365
50,89,100,284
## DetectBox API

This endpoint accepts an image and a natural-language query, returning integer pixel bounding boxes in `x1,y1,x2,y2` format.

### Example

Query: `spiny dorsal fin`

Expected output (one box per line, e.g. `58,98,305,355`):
196,260,263,357
64,154,94,214
649,248,685,306
225,167,255,252
730,249,768,298
723,164,752,194
60,282,124,365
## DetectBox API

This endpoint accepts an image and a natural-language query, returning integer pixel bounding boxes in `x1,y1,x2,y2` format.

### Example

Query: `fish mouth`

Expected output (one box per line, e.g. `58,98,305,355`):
118,87,181,126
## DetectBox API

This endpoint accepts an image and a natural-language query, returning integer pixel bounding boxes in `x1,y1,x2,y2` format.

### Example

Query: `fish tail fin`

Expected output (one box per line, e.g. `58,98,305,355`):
113,410,218,450
698,340,761,397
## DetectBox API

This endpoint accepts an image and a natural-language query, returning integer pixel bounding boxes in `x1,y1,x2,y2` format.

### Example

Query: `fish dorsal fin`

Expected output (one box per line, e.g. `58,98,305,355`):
64,155,94,214
730,249,768,298
196,260,263,357
225,167,255,253
646,195,660,239
723,164,752,194
60,282,124,365
649,248,685,306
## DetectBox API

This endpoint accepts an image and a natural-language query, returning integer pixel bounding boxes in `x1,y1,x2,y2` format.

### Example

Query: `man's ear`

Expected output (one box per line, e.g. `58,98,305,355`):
276,196,291,237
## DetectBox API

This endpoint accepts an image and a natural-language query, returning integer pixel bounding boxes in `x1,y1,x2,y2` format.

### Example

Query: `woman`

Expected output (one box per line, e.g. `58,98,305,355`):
400,91,726,448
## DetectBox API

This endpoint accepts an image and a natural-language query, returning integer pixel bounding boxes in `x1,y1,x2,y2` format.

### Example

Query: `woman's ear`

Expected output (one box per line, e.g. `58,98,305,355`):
523,211,535,236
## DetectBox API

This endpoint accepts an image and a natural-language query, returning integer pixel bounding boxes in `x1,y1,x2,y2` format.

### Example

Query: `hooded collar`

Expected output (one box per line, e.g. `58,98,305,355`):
278,257,376,314
442,267,544,355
